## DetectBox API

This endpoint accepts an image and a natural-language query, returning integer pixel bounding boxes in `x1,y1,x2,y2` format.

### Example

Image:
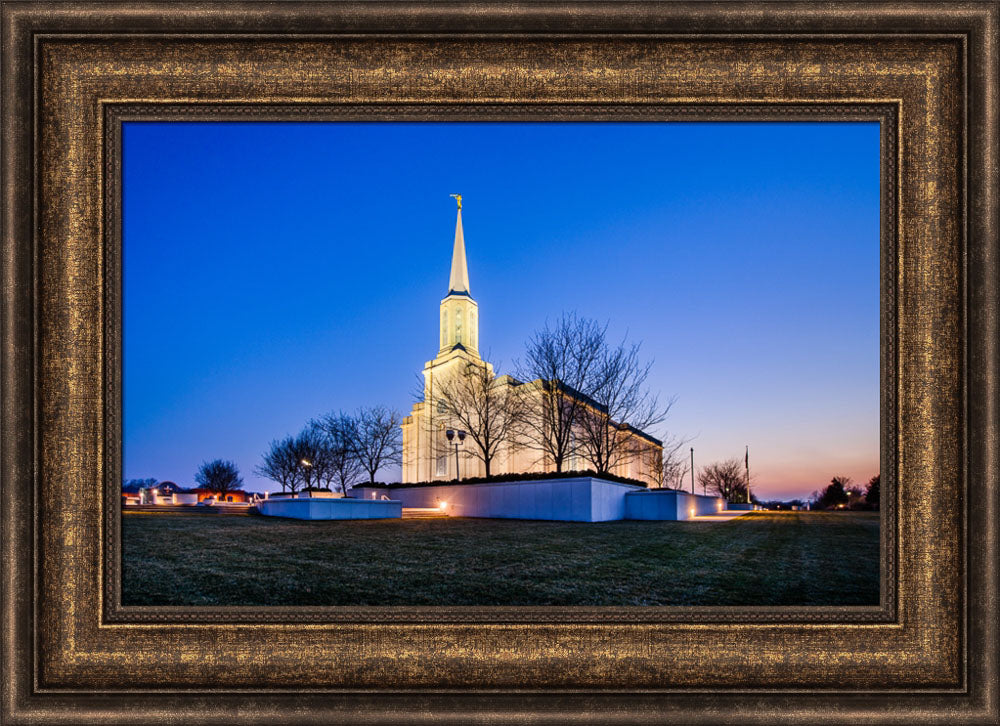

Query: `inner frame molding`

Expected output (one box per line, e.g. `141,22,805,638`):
103,101,899,627
37,35,961,690
2,4,995,721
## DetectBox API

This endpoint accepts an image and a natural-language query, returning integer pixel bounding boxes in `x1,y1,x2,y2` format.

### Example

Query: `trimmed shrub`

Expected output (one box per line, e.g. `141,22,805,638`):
355,469,649,490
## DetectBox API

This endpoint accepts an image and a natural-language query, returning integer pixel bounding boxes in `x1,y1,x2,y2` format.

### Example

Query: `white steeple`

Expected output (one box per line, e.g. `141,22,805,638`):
439,194,479,356
448,196,470,294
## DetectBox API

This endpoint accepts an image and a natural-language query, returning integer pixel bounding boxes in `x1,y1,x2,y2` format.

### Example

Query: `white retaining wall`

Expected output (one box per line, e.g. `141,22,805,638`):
624,490,726,520
358,477,644,522
258,497,401,520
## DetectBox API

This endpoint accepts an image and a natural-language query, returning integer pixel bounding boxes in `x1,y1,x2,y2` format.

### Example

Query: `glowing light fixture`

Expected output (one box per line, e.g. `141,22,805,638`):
444,430,467,480
439,501,448,510
300,458,312,467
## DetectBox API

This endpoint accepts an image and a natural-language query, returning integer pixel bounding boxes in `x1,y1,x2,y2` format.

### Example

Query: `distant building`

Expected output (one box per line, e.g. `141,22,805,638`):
154,480,182,495
401,199,662,485
190,488,251,504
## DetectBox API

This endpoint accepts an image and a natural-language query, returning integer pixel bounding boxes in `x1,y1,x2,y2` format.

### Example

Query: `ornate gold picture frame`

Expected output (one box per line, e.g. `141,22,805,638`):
2,2,996,723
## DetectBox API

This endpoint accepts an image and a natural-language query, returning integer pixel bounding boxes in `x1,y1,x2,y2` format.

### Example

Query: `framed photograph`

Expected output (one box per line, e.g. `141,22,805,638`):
2,2,997,724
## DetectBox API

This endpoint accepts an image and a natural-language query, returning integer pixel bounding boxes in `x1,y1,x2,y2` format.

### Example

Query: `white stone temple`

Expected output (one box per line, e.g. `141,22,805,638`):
400,197,662,485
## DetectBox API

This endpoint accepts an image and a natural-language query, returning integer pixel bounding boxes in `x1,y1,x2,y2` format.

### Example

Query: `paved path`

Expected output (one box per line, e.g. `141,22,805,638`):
687,510,753,523
401,507,449,519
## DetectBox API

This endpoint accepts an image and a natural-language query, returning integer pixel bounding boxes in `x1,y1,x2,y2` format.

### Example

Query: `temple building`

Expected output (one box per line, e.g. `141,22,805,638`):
400,197,663,485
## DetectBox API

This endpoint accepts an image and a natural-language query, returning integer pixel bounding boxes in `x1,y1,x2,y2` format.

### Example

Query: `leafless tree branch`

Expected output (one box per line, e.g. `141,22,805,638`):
514,313,606,472
429,359,528,478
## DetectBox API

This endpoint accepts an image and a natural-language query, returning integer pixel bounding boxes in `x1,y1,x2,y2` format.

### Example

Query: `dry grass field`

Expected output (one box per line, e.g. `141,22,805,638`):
122,510,879,607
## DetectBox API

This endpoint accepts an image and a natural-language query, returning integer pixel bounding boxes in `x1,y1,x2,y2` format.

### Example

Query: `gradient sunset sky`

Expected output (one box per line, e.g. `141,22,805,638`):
123,121,879,501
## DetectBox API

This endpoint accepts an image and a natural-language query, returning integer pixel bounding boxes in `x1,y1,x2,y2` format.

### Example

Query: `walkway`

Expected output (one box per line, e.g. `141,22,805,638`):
688,510,753,523
401,507,449,519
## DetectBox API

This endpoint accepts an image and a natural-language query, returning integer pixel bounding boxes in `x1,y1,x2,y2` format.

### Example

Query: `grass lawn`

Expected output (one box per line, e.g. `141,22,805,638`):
122,511,879,607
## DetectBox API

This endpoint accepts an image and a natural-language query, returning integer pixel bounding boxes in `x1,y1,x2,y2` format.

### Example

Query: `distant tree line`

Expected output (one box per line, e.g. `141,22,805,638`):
124,460,245,500
811,474,880,510
122,477,159,492
682,466,882,509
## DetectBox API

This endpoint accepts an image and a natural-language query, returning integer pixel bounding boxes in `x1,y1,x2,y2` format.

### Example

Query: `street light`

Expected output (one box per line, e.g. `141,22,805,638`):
690,447,695,494
300,458,313,493
445,429,466,480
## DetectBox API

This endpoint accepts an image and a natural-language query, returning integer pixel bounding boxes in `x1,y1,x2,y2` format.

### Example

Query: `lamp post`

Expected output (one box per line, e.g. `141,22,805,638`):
690,447,695,494
300,458,313,494
445,429,466,480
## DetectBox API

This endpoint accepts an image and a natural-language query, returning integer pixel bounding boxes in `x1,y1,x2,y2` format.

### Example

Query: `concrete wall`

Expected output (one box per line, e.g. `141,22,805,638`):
352,486,392,501
624,490,726,520
371,477,643,522
725,503,763,511
172,493,198,505
258,497,401,520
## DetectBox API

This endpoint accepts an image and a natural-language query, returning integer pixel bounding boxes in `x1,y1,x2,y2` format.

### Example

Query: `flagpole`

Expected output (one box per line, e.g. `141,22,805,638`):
690,447,695,494
745,445,750,504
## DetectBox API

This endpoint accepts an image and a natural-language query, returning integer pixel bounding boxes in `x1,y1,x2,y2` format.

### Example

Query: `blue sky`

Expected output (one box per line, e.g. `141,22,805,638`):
123,121,879,500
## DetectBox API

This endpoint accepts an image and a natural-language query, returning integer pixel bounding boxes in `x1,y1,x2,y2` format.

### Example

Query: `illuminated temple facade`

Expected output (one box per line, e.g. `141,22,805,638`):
400,198,662,485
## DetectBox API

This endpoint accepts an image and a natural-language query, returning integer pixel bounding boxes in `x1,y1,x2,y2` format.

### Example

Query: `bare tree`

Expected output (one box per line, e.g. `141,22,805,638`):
660,435,691,490
575,336,675,475
515,313,606,472
295,421,341,489
434,359,528,478
255,436,304,494
286,426,330,491
645,447,665,488
194,459,243,499
351,405,403,484
833,475,855,492
815,476,851,509
312,414,365,495
698,458,747,501
865,473,880,509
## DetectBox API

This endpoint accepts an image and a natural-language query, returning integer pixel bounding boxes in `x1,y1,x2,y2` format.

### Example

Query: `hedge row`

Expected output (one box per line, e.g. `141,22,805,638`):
353,469,649,490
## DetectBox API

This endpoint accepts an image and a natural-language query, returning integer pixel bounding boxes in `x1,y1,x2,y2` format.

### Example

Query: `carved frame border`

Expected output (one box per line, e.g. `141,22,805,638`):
3,3,997,724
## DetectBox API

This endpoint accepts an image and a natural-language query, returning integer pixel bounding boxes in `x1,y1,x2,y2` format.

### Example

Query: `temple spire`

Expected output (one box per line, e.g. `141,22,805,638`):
448,194,470,295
